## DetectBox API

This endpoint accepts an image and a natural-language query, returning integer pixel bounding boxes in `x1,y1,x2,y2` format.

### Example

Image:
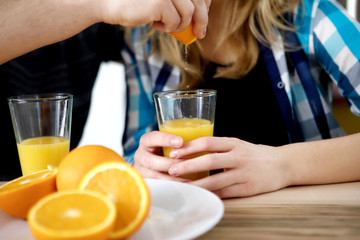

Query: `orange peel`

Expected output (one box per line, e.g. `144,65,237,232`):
170,22,197,45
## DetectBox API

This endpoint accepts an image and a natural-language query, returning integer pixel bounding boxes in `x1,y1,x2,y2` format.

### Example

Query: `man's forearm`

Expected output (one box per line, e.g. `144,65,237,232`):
0,0,99,64
0,0,211,64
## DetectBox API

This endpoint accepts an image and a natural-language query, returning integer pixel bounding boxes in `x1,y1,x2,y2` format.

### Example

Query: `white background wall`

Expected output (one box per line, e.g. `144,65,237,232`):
78,61,126,156
346,0,357,18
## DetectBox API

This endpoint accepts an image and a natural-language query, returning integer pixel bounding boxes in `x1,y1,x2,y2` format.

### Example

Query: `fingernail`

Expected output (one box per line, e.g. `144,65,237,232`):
202,28,207,38
169,167,177,176
180,178,192,183
171,137,181,147
169,150,178,158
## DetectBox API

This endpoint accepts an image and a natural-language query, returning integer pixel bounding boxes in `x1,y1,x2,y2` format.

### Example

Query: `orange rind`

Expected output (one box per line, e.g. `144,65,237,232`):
0,168,57,219
79,161,151,239
170,22,197,45
56,145,125,191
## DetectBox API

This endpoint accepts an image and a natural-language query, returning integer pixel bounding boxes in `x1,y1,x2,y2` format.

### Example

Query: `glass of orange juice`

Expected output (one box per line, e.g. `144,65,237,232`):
153,89,216,180
8,93,73,176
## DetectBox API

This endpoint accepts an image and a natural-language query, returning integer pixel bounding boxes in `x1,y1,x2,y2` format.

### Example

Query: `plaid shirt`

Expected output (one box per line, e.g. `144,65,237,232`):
120,0,360,164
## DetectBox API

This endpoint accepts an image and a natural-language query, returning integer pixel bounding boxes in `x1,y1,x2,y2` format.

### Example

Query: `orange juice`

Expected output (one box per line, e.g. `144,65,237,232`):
159,118,214,180
17,136,70,175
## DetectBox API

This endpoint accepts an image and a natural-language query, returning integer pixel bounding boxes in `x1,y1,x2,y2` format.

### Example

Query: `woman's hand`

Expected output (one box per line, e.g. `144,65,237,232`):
134,131,192,182
135,132,360,199
134,132,289,198
97,0,211,39
166,137,289,198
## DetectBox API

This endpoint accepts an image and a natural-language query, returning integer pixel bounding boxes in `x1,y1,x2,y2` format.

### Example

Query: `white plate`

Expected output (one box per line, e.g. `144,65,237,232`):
130,179,224,240
0,179,224,240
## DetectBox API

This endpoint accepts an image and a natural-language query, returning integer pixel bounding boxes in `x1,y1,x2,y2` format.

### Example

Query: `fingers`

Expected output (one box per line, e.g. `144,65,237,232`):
152,0,193,32
191,170,261,198
134,131,190,183
153,0,209,37
139,131,183,150
191,0,211,39
167,137,242,176
135,163,191,183
214,183,258,198
168,153,228,177
171,0,194,31
99,0,210,37
134,131,184,173
170,136,239,159
135,149,180,173
192,169,243,190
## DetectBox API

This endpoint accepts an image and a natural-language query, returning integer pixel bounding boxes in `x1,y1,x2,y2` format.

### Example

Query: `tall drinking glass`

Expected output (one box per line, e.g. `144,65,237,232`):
154,89,216,180
8,93,73,176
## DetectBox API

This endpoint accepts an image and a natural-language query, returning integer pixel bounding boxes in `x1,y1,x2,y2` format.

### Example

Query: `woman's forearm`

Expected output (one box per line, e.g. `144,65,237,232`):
0,0,99,64
281,133,360,186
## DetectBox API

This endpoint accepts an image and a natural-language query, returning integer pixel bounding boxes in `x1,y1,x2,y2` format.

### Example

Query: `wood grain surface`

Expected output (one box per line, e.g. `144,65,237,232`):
197,182,360,239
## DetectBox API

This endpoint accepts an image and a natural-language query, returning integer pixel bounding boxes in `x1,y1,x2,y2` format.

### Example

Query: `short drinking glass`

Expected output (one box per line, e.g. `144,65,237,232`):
154,89,216,180
8,93,73,175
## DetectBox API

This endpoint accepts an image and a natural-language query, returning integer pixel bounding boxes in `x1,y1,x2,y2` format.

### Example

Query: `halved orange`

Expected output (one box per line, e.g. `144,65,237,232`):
0,168,57,219
79,162,150,239
170,22,197,45
56,145,125,191
28,190,116,240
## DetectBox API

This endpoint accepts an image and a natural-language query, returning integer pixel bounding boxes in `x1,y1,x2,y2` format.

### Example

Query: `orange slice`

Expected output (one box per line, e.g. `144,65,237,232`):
79,162,150,239
170,22,197,45
28,190,116,240
56,145,125,191
0,168,57,219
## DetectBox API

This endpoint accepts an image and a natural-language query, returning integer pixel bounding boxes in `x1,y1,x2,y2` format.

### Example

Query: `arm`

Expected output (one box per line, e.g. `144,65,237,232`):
282,133,360,186
0,0,99,64
171,133,360,198
298,0,360,115
134,131,360,198
0,0,210,64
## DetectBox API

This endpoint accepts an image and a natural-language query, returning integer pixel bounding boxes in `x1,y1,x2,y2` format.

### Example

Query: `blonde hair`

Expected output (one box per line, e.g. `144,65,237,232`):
127,0,300,89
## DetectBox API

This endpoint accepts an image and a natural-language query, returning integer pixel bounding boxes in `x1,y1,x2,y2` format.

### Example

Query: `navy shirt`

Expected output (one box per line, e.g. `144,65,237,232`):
201,56,289,146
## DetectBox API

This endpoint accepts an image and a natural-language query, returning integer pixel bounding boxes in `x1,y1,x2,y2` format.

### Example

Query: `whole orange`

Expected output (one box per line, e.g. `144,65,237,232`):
56,145,125,191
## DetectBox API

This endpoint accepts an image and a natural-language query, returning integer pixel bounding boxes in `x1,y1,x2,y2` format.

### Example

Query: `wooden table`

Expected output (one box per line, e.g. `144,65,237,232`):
197,181,360,239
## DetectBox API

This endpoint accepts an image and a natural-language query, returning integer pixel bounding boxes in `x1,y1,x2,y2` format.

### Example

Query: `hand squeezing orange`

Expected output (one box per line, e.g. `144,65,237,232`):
170,22,197,45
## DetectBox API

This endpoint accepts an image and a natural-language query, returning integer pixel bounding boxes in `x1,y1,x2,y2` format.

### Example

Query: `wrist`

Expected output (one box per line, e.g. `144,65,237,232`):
63,0,102,25
275,144,297,187
83,0,125,25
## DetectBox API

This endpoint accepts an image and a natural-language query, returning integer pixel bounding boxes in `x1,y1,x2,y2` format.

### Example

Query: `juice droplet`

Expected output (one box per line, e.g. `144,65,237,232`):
184,45,189,72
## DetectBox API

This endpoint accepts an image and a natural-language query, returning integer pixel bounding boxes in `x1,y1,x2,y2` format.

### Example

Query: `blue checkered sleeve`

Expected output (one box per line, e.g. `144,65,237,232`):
120,27,180,164
296,0,360,116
